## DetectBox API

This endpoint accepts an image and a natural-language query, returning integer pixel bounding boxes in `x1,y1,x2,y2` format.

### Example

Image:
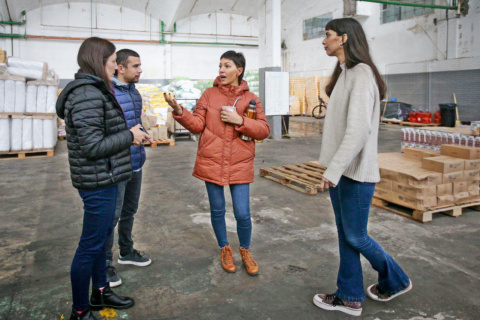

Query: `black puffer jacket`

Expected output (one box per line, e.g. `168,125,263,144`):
56,73,134,190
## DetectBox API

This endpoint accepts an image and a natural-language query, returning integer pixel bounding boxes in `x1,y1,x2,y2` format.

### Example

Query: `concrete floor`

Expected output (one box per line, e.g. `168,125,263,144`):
0,117,479,320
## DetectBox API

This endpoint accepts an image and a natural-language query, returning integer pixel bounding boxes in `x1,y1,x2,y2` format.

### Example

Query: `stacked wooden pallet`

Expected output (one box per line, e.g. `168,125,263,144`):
260,161,326,195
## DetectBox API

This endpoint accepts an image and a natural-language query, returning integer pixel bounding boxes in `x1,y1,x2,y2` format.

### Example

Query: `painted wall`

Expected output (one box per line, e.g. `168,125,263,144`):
282,0,480,76
0,2,259,81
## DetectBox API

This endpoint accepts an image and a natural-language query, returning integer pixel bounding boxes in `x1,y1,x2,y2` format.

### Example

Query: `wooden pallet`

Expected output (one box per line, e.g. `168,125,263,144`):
143,139,175,148
58,136,66,140
381,120,439,127
400,121,440,127
260,161,326,195
372,197,480,223
0,148,55,160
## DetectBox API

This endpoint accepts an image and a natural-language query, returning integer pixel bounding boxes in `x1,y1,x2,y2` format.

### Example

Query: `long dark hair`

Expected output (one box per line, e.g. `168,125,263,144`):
77,37,116,88
325,18,386,100
220,50,246,84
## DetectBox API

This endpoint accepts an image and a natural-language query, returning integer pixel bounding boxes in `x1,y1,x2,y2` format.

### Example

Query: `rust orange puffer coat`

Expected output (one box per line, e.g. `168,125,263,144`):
173,77,270,186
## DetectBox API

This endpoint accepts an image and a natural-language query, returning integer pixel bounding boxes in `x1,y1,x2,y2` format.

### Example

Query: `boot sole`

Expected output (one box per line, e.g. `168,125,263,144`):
313,295,362,317
90,300,135,310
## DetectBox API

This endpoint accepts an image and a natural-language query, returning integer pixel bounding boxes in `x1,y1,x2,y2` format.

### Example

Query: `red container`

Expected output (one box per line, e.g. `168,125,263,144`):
420,112,432,124
409,111,417,123
433,111,441,124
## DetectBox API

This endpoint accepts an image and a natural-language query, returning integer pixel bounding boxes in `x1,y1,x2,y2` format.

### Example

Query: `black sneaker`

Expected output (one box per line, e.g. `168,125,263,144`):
118,249,152,267
106,266,122,288
313,293,362,317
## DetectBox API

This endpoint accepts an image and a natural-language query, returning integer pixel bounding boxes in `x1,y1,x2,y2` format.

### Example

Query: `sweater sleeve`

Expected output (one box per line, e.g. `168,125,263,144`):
322,75,376,185
172,91,208,134
234,95,270,140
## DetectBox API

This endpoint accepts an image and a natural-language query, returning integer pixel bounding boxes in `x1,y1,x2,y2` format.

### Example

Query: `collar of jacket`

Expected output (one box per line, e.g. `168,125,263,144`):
112,76,136,92
213,76,249,98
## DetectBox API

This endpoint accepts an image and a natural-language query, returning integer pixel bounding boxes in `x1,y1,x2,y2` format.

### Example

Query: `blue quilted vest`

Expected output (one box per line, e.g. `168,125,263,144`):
112,77,146,171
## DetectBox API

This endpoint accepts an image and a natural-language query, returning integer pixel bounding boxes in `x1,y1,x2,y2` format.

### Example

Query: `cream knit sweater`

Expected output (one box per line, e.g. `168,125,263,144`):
319,63,381,185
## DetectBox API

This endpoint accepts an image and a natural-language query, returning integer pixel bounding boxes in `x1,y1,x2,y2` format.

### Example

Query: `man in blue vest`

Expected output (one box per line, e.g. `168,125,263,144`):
106,49,152,287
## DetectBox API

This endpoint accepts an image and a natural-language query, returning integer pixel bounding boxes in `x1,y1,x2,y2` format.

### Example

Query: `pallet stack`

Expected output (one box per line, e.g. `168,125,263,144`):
289,77,306,116
289,76,331,116
374,145,480,222
0,58,59,159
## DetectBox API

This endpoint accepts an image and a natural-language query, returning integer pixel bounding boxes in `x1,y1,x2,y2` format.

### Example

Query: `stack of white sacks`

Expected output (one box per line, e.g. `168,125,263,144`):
0,57,59,153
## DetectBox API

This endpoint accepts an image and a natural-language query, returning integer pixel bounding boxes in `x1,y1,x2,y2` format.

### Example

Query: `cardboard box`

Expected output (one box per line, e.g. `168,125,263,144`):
392,182,436,199
147,115,158,128
465,159,480,170
397,169,443,186
468,181,480,197
442,171,464,184
404,147,441,160
391,193,437,211
453,181,468,194
376,179,392,191
441,144,480,160
374,188,393,202
437,194,454,206
157,126,168,140
464,169,480,181
422,156,464,173
437,183,452,196
379,168,399,181
141,114,151,130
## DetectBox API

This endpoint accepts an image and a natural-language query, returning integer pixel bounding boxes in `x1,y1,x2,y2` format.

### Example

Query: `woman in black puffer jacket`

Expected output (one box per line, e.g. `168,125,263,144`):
56,37,150,320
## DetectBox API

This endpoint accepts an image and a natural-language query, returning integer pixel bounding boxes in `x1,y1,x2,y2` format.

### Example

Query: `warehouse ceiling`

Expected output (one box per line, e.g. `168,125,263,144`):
0,0,260,29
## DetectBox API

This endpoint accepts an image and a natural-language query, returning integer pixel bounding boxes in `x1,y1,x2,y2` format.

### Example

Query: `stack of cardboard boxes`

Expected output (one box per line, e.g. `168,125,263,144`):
375,145,480,211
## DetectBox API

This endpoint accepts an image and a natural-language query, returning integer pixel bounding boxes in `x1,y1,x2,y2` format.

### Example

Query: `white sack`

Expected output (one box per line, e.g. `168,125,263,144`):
43,118,57,149
36,85,47,113
7,57,46,70
10,118,22,151
7,67,44,80
14,81,26,113
26,85,37,114
33,118,43,149
4,80,15,113
0,118,10,151
46,85,57,113
0,80,5,113
22,117,33,150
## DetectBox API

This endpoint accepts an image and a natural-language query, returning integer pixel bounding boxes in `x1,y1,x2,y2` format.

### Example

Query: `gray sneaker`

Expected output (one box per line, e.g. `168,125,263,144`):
106,266,122,288
118,249,152,267
313,293,362,317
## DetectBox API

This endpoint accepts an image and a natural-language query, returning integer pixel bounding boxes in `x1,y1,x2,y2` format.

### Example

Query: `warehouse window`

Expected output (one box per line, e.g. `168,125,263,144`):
303,13,333,41
381,0,434,24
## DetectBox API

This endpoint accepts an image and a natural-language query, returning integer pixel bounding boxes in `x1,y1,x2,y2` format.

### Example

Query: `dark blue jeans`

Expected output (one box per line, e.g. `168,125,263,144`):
329,176,410,302
205,182,252,249
72,184,118,311
106,170,142,264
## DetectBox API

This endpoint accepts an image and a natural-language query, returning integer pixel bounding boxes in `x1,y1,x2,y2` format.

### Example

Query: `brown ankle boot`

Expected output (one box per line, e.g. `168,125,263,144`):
220,245,236,273
239,247,259,276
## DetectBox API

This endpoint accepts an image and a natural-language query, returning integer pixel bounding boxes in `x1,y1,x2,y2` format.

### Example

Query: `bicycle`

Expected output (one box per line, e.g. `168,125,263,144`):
312,96,327,119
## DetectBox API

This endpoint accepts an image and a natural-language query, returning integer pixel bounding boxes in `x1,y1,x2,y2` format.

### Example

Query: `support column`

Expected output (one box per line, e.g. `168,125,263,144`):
258,0,282,140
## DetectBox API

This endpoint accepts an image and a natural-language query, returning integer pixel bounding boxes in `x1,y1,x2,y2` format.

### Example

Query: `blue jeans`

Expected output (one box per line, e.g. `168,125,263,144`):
329,176,410,302
205,182,252,249
72,184,118,310
106,170,142,264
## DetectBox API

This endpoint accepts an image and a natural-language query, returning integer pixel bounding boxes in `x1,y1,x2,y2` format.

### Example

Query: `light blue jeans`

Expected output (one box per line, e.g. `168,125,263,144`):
205,182,252,249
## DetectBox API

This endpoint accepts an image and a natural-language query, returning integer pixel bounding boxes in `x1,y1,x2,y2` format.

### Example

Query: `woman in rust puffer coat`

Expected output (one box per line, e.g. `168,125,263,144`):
164,51,270,276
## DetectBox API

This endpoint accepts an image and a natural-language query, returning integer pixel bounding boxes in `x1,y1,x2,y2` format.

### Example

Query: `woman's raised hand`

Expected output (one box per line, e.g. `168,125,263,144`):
163,92,183,115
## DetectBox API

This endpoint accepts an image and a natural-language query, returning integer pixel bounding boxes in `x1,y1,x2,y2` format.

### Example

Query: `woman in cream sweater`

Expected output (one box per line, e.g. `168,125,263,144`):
312,18,412,317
